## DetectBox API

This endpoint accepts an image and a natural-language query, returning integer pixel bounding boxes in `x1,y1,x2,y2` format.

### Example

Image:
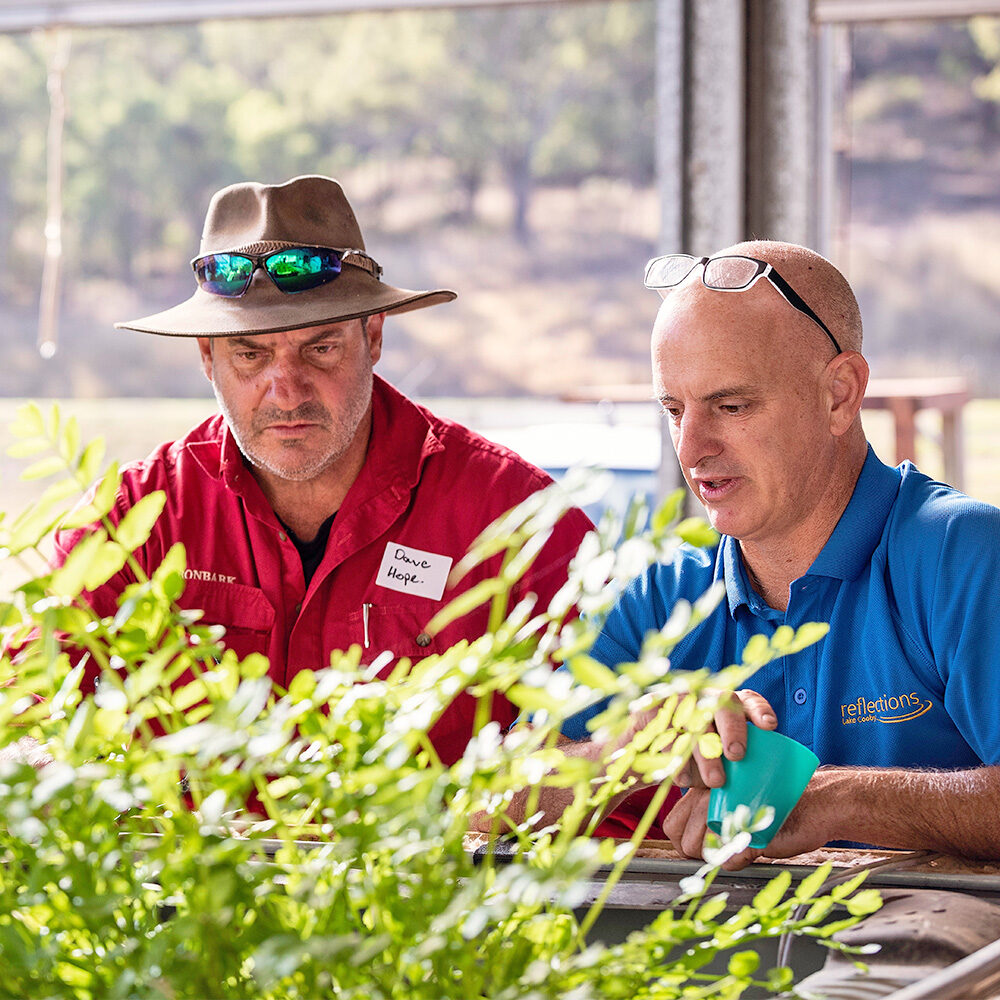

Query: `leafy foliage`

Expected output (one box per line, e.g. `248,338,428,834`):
0,404,879,998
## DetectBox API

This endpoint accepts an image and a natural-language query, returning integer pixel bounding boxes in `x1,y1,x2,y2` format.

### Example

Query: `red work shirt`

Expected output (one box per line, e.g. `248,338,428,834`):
55,377,593,767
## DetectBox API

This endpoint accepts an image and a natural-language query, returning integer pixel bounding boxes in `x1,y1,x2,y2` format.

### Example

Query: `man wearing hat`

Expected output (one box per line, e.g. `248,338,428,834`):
54,174,593,766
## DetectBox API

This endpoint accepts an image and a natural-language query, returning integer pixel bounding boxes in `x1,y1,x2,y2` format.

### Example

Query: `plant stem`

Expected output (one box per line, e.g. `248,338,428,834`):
577,776,674,940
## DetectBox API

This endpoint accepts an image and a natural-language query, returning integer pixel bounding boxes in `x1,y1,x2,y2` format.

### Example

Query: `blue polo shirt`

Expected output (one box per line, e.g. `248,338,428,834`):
567,447,1000,771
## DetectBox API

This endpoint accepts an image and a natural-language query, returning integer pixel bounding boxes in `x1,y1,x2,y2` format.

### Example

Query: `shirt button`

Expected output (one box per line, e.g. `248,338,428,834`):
294,602,302,613
278,531,287,542
793,687,808,705
415,632,432,648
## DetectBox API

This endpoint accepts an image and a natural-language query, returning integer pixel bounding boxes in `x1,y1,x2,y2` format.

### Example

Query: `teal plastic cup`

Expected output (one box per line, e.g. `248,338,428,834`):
706,725,819,850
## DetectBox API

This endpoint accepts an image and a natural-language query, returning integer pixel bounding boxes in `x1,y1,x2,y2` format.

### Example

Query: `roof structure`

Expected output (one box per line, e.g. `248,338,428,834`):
4,0,1000,32
0,0,560,32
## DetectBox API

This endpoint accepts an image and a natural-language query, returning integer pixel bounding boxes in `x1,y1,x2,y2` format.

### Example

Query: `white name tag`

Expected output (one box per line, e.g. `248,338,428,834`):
376,542,453,601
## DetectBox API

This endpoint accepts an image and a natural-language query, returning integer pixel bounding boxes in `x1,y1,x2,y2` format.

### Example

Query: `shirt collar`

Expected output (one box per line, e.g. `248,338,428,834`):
722,535,749,614
722,445,902,612
355,374,445,503
807,445,901,581
722,536,775,617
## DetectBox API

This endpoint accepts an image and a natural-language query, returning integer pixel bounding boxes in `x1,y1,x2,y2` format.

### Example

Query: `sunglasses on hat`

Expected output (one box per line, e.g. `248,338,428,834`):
192,245,382,298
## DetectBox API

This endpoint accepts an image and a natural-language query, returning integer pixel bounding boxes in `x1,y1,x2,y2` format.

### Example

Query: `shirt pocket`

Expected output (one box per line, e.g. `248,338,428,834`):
344,602,440,665
179,579,276,661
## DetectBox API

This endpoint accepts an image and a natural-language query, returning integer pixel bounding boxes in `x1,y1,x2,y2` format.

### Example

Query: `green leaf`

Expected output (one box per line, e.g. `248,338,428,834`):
695,893,729,923
803,897,834,923
84,541,129,591
630,752,680,779
506,683,560,714
94,461,121,510
6,437,49,459
173,679,207,712
785,621,831,655
727,950,759,977
20,455,67,481
538,755,594,787
767,966,795,990
622,495,649,539
752,870,791,914
77,437,107,482
267,775,301,800
240,653,270,680
115,492,166,551
60,463,121,530
162,570,185,603
844,889,883,917
59,416,81,465
39,476,81,506
151,542,187,603
741,633,771,667
425,577,507,636
5,500,63,553
567,655,619,694
830,870,869,901
0,601,21,629
794,861,833,902
287,669,317,702
49,528,108,597
697,731,723,759
125,644,184,702
770,624,795,651
650,489,684,534
812,916,866,938
94,705,128,742
671,693,697,730
675,517,718,548
9,401,45,438
46,402,60,441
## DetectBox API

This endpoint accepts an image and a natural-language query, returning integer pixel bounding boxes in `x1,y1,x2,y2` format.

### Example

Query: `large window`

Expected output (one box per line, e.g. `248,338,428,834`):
0,2,657,399
835,16,1000,396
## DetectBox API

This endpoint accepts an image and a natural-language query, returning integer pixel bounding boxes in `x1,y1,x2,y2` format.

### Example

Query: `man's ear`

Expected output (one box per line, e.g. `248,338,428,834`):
197,338,214,383
827,350,869,437
365,312,385,365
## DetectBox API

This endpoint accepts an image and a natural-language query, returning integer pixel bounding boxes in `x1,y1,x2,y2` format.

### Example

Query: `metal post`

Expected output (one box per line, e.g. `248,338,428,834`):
686,0,746,253
653,0,745,509
654,0,686,504
745,0,813,244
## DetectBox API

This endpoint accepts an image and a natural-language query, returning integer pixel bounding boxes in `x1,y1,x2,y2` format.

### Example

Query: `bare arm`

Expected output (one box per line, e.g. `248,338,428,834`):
666,764,1000,868
468,688,777,835
467,733,649,834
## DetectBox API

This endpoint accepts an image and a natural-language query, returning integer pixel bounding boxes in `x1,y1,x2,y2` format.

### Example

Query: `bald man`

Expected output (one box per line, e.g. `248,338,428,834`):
513,241,1000,863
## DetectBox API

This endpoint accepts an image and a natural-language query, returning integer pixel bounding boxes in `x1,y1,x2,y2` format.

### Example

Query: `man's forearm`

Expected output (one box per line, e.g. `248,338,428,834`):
467,736,655,835
791,764,1000,859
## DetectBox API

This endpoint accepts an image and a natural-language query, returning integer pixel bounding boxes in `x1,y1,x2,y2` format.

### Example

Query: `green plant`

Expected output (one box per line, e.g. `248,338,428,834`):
0,403,881,999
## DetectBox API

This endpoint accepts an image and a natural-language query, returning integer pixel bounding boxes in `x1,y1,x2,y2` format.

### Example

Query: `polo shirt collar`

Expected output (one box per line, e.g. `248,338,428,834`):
807,445,900,581
722,535,756,615
722,445,902,613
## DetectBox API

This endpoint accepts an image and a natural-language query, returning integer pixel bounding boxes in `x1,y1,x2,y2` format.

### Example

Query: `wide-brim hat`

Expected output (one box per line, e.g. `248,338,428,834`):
115,174,456,337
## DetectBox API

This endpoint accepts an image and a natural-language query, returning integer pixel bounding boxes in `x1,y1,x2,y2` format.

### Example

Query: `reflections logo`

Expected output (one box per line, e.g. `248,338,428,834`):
839,691,933,726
